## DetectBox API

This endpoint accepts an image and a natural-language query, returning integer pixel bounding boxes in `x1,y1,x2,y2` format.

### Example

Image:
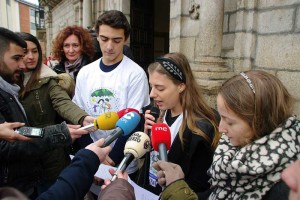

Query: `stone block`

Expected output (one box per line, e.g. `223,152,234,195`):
182,0,190,15
277,71,300,99
258,9,294,33
293,102,300,118
179,37,196,60
181,17,200,36
234,32,256,58
296,7,300,32
237,0,257,9
221,49,235,59
233,58,253,71
222,33,235,50
170,17,181,38
170,0,181,18
225,0,238,12
170,37,180,52
235,10,257,32
223,14,229,32
203,93,217,109
229,13,237,32
258,0,300,9
255,35,300,70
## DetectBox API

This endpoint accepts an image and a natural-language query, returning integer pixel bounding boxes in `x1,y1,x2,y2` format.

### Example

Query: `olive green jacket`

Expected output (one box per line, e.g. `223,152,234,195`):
19,65,88,181
20,65,88,127
161,180,198,200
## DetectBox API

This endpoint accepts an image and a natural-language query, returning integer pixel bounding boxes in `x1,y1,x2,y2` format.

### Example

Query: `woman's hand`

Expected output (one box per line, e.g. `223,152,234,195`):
153,160,184,187
144,110,157,134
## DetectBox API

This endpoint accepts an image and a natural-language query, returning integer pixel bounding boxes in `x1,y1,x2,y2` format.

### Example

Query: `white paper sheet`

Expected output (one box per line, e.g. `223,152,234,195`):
93,164,159,200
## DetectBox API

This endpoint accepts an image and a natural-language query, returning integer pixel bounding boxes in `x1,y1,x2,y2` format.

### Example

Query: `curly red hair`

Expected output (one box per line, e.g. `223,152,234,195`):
52,25,94,61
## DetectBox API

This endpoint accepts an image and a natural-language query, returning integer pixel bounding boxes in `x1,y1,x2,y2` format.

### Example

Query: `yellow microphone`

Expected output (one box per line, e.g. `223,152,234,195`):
79,111,119,130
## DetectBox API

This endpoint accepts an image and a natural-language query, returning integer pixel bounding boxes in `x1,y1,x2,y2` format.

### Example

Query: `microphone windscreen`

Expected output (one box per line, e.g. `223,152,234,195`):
95,112,119,130
124,131,150,158
151,123,171,151
117,108,140,118
116,111,141,136
150,107,160,122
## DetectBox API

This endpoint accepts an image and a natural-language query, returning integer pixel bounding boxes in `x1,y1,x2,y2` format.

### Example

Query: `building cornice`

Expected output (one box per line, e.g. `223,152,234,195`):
38,0,63,9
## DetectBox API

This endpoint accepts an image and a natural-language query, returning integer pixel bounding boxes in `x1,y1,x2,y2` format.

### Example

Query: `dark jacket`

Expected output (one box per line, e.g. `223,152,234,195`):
19,65,88,182
37,149,100,200
52,54,91,81
97,179,135,200
136,114,216,195
160,179,289,200
0,87,72,193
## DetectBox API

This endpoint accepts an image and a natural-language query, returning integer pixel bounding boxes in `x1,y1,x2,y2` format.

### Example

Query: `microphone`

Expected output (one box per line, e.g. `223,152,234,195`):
111,131,151,181
147,107,160,135
79,111,119,130
101,111,141,147
117,108,140,118
151,123,171,161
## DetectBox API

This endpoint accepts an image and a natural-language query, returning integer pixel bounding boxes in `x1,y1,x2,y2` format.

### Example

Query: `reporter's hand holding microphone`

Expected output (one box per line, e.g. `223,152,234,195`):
100,131,151,197
93,111,141,184
153,161,185,188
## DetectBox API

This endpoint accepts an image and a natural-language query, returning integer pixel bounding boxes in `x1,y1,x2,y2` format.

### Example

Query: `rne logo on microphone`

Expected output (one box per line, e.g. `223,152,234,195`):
123,112,135,120
155,127,168,132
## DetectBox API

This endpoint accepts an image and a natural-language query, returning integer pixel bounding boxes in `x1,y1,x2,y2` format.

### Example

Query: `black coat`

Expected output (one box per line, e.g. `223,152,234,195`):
136,114,217,195
0,88,72,193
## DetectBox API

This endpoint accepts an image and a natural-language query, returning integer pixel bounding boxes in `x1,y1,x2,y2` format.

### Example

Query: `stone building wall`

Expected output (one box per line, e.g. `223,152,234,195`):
44,0,300,116
51,0,81,37
169,0,300,115
222,0,300,116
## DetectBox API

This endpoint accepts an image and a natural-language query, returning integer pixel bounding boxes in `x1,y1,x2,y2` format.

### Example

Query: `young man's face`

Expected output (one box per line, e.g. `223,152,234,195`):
0,43,26,84
97,24,127,65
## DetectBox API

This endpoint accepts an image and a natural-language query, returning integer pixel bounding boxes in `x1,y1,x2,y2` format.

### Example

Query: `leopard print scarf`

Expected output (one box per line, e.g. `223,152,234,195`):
208,116,300,200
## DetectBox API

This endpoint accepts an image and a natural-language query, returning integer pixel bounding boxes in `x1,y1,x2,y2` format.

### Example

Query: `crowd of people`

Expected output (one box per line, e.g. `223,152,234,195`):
0,9,299,200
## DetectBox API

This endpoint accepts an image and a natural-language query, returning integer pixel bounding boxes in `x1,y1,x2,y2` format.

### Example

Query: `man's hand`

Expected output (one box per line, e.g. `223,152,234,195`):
85,138,112,162
153,160,184,187
0,122,31,142
101,168,129,190
67,124,89,142
102,155,115,166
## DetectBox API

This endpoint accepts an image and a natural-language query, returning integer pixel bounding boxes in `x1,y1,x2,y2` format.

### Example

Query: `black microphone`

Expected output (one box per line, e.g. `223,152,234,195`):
147,107,160,135
111,131,150,181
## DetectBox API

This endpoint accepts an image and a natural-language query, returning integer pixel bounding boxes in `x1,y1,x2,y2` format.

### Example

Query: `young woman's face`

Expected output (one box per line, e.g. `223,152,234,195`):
217,94,254,147
149,71,183,113
24,41,39,72
63,34,82,63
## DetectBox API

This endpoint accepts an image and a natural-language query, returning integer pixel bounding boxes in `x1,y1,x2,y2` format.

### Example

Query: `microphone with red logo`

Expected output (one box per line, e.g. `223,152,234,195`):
151,123,171,161
111,131,151,181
